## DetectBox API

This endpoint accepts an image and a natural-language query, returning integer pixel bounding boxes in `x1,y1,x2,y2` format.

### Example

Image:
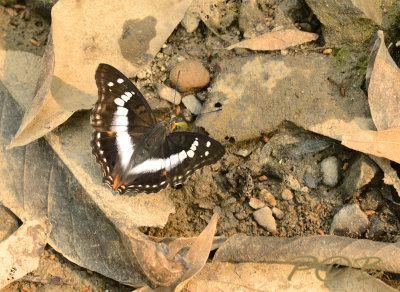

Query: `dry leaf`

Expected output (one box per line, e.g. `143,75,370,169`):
0,219,51,289
0,85,168,286
120,214,218,289
181,262,397,292
214,234,400,274
342,128,400,164
227,29,318,51
367,30,400,130
8,0,194,147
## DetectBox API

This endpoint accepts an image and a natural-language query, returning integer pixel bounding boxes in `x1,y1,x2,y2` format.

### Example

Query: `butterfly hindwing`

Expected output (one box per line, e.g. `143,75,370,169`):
163,132,225,186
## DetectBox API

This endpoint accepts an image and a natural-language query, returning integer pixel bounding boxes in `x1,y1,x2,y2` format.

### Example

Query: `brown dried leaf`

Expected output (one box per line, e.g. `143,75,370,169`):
214,234,400,274
0,84,162,286
0,219,51,289
181,262,396,291
6,0,193,147
367,30,400,130
342,128,400,164
119,215,218,289
227,29,318,51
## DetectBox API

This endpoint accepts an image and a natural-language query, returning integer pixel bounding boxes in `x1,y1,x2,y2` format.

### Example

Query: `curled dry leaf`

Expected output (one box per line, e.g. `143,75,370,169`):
342,128,400,164
119,214,218,289
366,30,400,130
0,219,51,289
8,0,194,148
181,262,396,292
227,29,318,51
214,234,400,274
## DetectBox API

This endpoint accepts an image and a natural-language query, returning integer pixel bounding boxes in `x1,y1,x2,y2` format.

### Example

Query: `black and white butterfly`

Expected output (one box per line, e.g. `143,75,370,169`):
90,64,225,194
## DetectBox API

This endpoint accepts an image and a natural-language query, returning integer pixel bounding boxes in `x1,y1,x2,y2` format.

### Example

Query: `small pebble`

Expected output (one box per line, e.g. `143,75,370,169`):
156,84,181,105
272,207,284,219
258,175,268,182
234,211,248,220
320,156,340,187
234,148,251,158
281,189,293,201
182,94,202,115
323,48,333,55
253,207,277,233
170,59,210,92
281,49,288,56
249,198,265,209
196,92,206,101
221,196,237,208
259,189,277,207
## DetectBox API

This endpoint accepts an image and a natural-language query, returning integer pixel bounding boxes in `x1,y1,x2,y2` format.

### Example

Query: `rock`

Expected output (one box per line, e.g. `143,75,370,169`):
31,0,58,19
341,155,380,195
281,188,293,201
221,196,237,208
366,215,387,239
360,190,382,211
253,207,277,233
272,207,284,220
234,148,251,157
249,198,265,209
198,201,215,210
182,94,202,115
239,0,268,38
304,0,382,46
234,211,248,220
181,9,200,33
181,108,193,122
303,172,320,189
170,60,210,92
329,204,369,235
196,54,373,143
259,189,277,207
156,83,181,105
321,156,340,187
196,92,207,101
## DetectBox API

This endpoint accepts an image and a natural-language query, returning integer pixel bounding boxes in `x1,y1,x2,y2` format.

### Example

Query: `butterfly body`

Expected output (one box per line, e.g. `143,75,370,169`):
91,64,224,194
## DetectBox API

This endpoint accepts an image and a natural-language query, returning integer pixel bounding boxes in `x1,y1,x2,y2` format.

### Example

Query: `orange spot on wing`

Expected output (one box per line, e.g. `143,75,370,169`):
162,171,167,176
107,131,114,136
113,175,120,189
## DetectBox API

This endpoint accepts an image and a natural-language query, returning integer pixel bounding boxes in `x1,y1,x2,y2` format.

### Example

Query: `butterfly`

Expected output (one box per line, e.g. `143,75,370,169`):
90,64,225,194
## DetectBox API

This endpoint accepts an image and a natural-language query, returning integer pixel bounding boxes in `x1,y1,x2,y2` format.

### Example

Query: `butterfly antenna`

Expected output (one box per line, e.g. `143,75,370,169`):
172,70,181,119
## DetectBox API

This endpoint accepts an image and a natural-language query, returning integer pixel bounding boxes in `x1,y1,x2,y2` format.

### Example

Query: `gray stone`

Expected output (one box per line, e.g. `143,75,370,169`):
304,0,382,46
253,207,277,233
182,94,202,115
321,156,340,187
156,84,181,105
303,172,320,189
181,9,200,33
272,207,284,220
329,204,369,235
221,196,237,208
239,0,268,38
341,155,379,195
249,198,265,209
196,55,373,143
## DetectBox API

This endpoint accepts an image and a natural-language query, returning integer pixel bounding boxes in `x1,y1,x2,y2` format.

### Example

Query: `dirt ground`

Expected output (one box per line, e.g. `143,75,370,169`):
1,0,400,291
